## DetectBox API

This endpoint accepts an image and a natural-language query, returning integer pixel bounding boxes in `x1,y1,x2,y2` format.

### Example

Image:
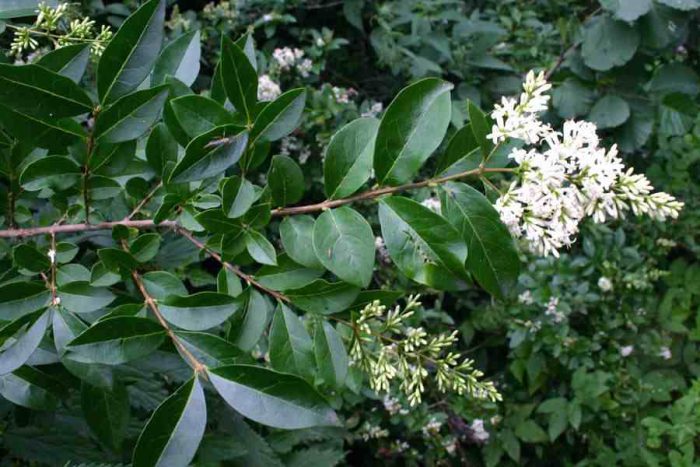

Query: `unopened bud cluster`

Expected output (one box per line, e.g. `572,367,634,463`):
489,71,683,257
349,297,501,406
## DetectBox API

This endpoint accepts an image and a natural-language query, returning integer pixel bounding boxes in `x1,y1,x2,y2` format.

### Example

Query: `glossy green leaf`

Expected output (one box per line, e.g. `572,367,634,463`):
174,331,242,367
0,282,50,321
159,292,240,331
166,94,235,143
169,125,247,183
142,271,188,300
130,233,161,263
13,244,50,273
252,88,306,143
313,207,374,287
0,366,62,410
314,321,348,388
208,365,339,429
222,176,257,218
133,376,206,467
98,248,139,273
0,63,92,118
245,229,277,266
0,311,50,375
280,216,324,269
152,30,201,86
256,254,324,291
36,43,91,83
81,381,130,450
57,281,116,314
439,182,519,298
588,95,630,129
581,16,639,71
146,123,178,178
221,36,258,123
286,279,360,315
97,0,165,103
89,176,122,200
0,104,85,149
324,117,379,199
600,0,652,22
268,155,304,207
435,124,479,175
94,85,169,144
467,100,495,158
378,196,468,287
217,268,243,297
269,305,315,380
0,0,57,19
194,209,243,234
374,78,453,185
67,316,166,365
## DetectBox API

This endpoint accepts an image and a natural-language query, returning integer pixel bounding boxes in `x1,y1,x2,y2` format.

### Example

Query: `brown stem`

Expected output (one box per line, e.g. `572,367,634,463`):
127,181,163,220
0,219,176,238
173,226,290,303
272,167,513,217
126,249,208,376
49,233,57,305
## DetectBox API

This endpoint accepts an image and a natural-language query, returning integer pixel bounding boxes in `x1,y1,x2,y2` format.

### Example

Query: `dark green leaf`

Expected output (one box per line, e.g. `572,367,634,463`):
374,78,453,185
468,100,494,158
0,366,62,410
228,289,271,351
222,175,257,218
245,229,277,266
20,156,81,192
81,381,130,450
97,0,165,103
169,125,247,183
217,268,243,297
0,0,57,19
152,30,201,86
313,207,374,287
133,376,206,467
221,36,258,123
581,16,639,71
440,182,519,298
435,124,479,176
314,321,348,388
588,95,630,129
286,280,360,315
13,244,50,273
166,94,235,143
268,155,304,207
36,44,91,83
0,282,50,321
256,254,324,291
142,271,188,300
208,365,339,429
58,281,116,314
130,233,161,263
94,85,169,143
251,88,306,143
174,331,242,367
146,123,178,178
324,117,379,199
0,311,50,375
280,216,324,269
159,292,241,331
0,104,85,149
269,304,315,380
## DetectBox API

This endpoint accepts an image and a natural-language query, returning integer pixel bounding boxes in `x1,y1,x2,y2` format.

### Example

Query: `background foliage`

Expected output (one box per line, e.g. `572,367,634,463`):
0,0,698,466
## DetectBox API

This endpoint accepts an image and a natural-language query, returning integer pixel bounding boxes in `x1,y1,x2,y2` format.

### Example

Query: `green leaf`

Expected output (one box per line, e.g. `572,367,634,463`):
251,88,306,143
166,94,235,143
269,304,315,380
97,0,166,103
314,321,348,388
245,229,277,266
280,215,324,269
468,100,494,158
67,316,166,365
57,281,116,314
94,85,169,144
152,30,201,87
13,244,50,273
552,79,595,119
0,366,62,410
222,175,257,218
146,123,178,178
286,279,360,315
514,420,549,443
89,176,122,200
378,196,468,287
169,125,247,183
58,264,91,286
0,64,93,118
159,292,241,331
435,124,479,176
208,365,339,429
217,268,243,297
324,117,379,199
0,0,57,19
133,376,206,467
374,78,453,185
0,282,50,321
130,233,161,263
588,95,630,129
228,289,271,351
174,331,242,367
81,381,130,451
221,36,258,123
256,254,324,291
36,43,91,83
98,248,139,273
649,63,700,96
0,311,50,375
195,209,243,234
268,155,304,207
657,0,700,10
439,182,519,298
143,271,188,300
312,207,374,287
600,0,652,22
0,104,85,149
581,16,639,71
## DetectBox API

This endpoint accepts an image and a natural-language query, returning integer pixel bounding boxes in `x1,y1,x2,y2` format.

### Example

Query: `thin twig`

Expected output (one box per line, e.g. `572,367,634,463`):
126,181,163,220
0,219,177,238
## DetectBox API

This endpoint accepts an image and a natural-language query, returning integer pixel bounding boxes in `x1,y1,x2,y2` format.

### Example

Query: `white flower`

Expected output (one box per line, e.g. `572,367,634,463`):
420,197,441,213
257,74,281,101
544,297,565,323
659,346,672,360
492,71,683,257
422,418,443,437
362,101,384,118
620,345,634,357
47,248,56,264
469,419,490,443
518,290,534,305
271,47,312,76
598,277,613,292
382,395,402,415
331,86,356,104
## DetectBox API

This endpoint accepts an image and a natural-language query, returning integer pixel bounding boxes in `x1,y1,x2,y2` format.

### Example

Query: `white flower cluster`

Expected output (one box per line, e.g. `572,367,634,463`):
257,74,281,101
272,47,312,77
362,101,384,118
469,419,490,443
279,136,311,164
331,86,357,104
491,71,684,257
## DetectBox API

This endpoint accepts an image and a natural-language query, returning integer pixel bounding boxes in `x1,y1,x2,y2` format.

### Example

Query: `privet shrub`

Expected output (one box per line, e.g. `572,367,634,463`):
0,0,688,465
